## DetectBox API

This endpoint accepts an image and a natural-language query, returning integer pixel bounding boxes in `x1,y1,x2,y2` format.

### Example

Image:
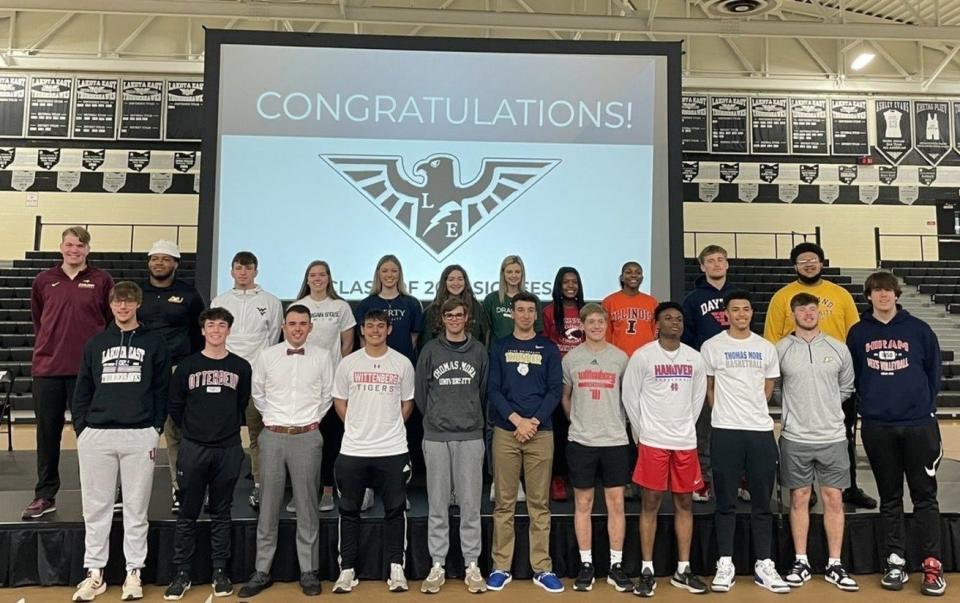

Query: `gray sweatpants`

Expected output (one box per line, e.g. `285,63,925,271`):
423,438,484,566
77,427,159,571
255,428,322,574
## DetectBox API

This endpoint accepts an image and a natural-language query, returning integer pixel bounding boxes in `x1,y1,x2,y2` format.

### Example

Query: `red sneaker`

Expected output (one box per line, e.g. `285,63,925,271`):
22,497,56,519
921,557,946,596
550,476,568,502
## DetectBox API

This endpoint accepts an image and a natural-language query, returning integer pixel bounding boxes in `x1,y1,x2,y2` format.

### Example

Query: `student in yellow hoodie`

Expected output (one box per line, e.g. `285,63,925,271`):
763,242,877,510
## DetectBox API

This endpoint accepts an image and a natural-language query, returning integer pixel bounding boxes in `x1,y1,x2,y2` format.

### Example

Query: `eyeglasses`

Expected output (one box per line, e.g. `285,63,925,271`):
443,312,467,320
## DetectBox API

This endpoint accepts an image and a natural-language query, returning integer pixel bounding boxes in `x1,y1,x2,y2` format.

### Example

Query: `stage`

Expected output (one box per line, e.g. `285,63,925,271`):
0,450,957,588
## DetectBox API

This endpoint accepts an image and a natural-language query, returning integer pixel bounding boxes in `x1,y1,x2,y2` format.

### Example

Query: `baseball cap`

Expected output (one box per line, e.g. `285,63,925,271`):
148,239,181,259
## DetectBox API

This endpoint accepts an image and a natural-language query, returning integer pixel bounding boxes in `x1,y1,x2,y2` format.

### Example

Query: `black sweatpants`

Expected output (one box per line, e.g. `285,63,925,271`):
34,376,76,500
335,452,411,569
861,421,942,560
172,438,244,570
551,405,569,477
320,410,344,487
711,428,778,559
842,395,859,488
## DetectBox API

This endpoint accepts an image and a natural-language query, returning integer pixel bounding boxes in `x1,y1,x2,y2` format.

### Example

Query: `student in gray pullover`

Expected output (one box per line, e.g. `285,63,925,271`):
414,297,489,594
775,292,858,592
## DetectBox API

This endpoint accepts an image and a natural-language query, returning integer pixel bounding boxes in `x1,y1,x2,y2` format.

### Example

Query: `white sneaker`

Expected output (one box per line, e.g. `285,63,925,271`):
712,558,736,592
72,569,106,601
465,562,487,593
517,482,526,502
361,488,375,512
421,563,445,593
489,482,496,502
754,559,790,593
332,568,358,593
122,569,144,600
738,487,751,502
387,563,409,592
286,499,296,513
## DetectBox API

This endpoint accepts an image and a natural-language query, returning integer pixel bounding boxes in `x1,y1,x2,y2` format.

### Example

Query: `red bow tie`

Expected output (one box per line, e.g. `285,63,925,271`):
287,348,304,356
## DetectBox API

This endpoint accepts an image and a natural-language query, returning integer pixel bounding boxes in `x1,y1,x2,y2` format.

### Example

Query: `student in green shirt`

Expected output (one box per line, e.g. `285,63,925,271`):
481,254,542,344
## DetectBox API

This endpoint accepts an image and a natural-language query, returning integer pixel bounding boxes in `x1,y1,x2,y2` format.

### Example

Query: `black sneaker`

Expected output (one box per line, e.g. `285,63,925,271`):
633,568,656,597
300,570,322,596
842,486,877,509
825,563,859,592
785,558,812,587
163,570,191,600
670,568,707,594
880,557,908,591
607,562,634,592
212,568,233,597
573,562,595,591
921,557,946,597
238,571,273,598
171,489,181,514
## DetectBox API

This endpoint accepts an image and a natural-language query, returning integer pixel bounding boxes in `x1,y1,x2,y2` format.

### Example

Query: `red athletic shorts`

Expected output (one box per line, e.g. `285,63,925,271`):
632,443,704,494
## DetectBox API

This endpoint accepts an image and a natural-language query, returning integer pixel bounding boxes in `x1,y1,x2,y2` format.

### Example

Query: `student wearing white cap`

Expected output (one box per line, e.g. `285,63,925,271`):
138,239,205,512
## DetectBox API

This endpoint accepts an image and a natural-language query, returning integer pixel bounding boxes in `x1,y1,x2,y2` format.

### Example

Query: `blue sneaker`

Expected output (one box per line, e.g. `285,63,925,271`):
486,570,512,591
533,572,565,593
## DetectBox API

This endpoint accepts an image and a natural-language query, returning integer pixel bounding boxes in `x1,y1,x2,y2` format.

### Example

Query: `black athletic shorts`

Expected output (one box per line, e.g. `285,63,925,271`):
566,440,632,489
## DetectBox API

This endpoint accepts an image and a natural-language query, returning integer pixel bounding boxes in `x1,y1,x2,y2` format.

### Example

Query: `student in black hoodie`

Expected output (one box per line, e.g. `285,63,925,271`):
680,244,735,503
138,239,205,512
846,271,945,597
164,307,251,600
71,281,170,603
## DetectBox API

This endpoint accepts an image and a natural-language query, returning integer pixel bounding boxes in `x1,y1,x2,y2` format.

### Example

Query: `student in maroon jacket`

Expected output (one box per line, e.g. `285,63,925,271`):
24,226,113,520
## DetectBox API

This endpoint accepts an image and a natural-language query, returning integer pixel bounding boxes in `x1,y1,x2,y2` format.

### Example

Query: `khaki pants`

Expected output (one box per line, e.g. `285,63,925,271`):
245,402,265,484
491,427,553,573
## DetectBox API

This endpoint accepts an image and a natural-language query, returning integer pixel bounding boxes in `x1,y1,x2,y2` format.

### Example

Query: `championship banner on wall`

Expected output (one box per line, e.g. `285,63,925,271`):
913,100,951,165
874,99,912,164
751,97,788,154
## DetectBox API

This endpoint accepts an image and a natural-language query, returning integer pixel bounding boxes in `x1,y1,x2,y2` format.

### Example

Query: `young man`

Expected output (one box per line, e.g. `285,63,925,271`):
486,292,564,593
561,303,631,593
602,261,658,358
25,226,114,520
763,242,875,510
164,307,252,600
681,245,736,504
138,239,205,512
210,251,283,509
846,272,945,596
701,290,788,593
776,293,858,591
623,302,708,597
331,309,416,594
70,281,170,602
416,298,489,594
238,305,333,598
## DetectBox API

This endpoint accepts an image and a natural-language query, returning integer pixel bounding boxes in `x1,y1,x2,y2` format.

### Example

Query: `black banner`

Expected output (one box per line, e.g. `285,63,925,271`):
165,81,203,140
919,166,937,186
759,163,780,183
128,150,151,172
73,79,118,139
710,96,748,153
750,97,788,154
0,148,14,169
27,77,72,138
954,102,960,156
119,80,163,140
82,149,105,171
681,95,709,152
830,99,868,156
790,98,828,155
874,99,912,164
37,149,60,170
913,101,950,166
839,165,858,185
174,151,197,173
719,162,740,182
799,164,819,184
0,76,27,137
879,165,898,185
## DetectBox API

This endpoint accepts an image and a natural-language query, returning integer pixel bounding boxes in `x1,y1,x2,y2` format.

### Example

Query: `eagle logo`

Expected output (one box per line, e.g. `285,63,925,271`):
321,153,560,261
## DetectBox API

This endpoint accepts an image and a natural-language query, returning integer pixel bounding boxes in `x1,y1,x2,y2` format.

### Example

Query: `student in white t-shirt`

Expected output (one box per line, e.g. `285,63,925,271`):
330,309,415,594
293,260,356,512
700,290,788,594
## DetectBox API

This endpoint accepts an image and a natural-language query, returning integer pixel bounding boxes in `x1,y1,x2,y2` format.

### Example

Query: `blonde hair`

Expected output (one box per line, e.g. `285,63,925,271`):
62,226,91,245
497,255,527,303
579,302,607,323
371,254,408,296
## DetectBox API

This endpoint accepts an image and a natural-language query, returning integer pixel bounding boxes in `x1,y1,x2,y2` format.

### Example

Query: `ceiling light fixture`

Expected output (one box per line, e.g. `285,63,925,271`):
850,51,875,71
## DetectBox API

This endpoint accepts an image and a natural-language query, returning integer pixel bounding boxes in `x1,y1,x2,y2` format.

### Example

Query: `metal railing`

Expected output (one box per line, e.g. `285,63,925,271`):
34,217,197,252
873,227,939,266
685,227,820,259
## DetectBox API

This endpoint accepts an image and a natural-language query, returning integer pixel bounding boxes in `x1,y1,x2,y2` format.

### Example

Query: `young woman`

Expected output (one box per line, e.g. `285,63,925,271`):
419,264,488,351
294,260,355,512
354,255,423,364
542,267,585,502
482,255,542,343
